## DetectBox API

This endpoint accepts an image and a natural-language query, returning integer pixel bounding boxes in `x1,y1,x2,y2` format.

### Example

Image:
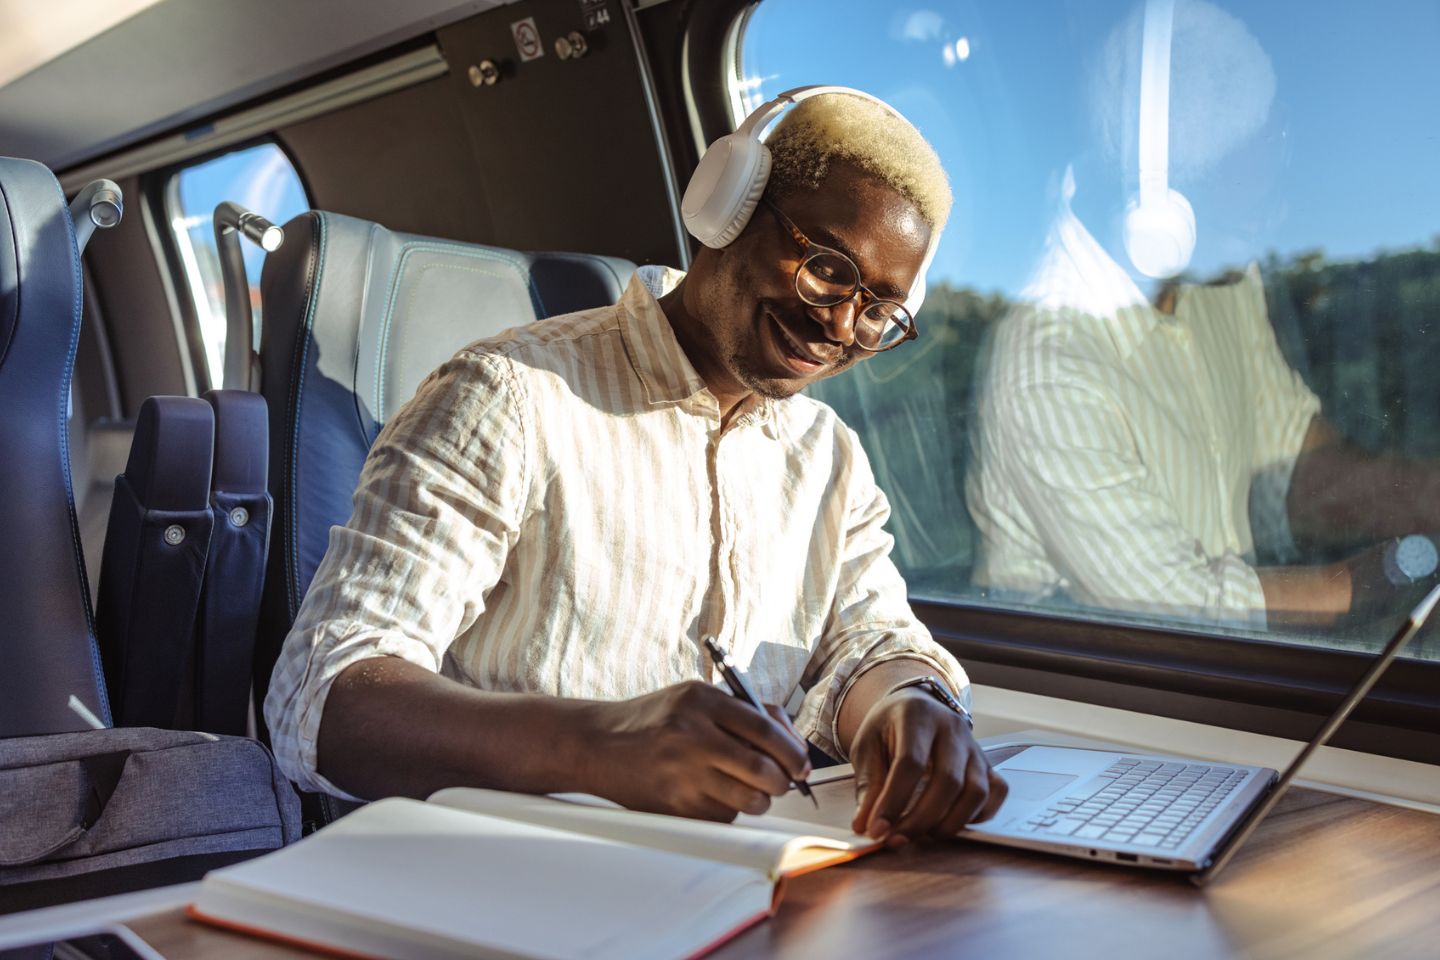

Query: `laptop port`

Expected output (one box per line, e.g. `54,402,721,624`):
1115,853,1138,863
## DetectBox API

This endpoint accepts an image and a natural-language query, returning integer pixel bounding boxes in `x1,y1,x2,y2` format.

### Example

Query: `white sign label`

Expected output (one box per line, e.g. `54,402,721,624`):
511,17,544,62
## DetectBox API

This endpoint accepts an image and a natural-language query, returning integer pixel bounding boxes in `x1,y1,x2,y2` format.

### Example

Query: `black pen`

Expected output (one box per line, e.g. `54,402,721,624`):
702,635,817,807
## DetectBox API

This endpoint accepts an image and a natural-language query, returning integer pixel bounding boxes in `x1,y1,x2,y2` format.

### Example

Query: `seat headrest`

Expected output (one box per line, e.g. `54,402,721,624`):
262,211,635,426
0,157,81,376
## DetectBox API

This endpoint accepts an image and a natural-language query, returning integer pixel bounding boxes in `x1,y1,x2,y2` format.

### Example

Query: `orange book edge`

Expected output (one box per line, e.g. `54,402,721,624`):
191,898,770,960
779,839,883,880
187,903,384,960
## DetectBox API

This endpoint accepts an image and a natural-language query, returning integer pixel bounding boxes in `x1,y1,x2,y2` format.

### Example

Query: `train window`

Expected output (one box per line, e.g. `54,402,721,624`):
164,142,309,388
735,0,1440,662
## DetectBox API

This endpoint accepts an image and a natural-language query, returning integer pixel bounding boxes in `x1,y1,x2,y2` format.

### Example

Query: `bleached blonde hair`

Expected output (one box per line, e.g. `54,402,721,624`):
765,93,952,232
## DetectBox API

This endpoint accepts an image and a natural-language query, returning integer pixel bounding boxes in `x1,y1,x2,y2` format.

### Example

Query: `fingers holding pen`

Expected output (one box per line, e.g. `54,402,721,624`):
703,636,812,783
712,694,812,783
590,680,812,821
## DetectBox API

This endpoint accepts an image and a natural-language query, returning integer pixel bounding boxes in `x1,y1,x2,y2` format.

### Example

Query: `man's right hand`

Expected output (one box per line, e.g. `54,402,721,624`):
581,681,811,821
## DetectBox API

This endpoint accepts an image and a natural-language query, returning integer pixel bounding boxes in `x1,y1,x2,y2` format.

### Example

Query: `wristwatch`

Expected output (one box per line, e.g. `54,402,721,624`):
883,675,974,730
1382,534,1439,587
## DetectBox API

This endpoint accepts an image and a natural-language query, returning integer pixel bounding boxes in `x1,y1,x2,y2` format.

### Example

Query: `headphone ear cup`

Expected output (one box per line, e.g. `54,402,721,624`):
706,149,769,249
681,136,771,249
1123,187,1196,279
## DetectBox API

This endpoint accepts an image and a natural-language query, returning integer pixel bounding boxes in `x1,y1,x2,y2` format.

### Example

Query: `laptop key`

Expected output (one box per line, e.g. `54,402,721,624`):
1133,833,1167,846
1076,825,1109,839
1070,781,1115,802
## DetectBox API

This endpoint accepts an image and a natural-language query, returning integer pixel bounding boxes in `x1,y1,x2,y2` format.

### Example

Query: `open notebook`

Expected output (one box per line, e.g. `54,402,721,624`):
188,786,878,960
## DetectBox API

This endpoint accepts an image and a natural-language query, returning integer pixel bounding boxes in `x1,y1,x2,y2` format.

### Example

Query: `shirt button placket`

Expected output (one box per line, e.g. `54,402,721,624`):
707,423,735,649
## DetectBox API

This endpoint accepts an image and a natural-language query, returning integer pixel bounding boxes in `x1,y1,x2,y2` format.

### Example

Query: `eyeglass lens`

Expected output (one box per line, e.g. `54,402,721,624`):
797,252,912,349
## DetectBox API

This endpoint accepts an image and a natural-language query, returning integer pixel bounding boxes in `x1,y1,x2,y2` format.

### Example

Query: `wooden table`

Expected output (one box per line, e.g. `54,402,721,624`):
122,767,1440,960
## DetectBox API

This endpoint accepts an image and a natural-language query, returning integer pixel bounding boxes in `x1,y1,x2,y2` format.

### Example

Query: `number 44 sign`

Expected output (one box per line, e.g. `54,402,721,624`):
510,17,543,62
579,0,611,30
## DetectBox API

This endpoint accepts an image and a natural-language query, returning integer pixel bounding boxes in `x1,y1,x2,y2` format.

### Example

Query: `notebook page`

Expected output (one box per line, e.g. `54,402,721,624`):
192,798,771,960
429,788,872,879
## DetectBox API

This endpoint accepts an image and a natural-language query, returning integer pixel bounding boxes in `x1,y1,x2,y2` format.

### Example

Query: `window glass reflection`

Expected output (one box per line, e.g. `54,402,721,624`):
739,0,1440,658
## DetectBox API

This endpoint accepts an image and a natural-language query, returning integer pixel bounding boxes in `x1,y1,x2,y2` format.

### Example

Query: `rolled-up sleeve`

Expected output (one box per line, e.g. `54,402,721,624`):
263,349,531,796
794,434,969,761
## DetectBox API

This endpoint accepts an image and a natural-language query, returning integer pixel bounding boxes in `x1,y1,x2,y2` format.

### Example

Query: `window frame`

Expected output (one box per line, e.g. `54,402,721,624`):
146,135,312,394
696,1,1440,766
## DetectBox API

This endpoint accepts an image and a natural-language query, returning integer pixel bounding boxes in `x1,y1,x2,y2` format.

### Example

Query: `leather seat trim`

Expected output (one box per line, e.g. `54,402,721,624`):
284,213,327,616
51,169,107,717
0,180,18,371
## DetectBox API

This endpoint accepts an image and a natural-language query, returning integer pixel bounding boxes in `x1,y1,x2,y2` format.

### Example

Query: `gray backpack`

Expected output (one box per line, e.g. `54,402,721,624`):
0,727,300,914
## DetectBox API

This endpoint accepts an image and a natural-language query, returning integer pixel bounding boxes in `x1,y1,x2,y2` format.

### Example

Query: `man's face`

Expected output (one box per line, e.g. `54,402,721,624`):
688,161,932,402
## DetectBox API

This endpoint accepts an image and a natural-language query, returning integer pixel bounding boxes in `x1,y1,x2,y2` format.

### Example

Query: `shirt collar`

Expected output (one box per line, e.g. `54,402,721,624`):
617,269,708,406
618,267,785,439
1019,168,1160,361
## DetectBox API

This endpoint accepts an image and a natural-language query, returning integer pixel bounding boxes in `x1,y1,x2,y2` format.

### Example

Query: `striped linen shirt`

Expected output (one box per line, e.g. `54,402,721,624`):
265,270,967,797
966,200,1319,628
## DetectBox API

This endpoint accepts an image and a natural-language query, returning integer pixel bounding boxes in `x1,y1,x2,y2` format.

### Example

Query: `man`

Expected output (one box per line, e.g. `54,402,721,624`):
265,92,1007,844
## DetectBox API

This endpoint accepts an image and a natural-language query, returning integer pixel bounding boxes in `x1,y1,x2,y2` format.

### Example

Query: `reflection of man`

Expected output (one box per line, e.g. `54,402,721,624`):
967,0,1438,628
967,182,1307,626
968,210,1437,626
266,92,1007,843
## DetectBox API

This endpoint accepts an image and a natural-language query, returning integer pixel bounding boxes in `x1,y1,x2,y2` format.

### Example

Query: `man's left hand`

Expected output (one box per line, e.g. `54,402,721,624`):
849,688,1008,844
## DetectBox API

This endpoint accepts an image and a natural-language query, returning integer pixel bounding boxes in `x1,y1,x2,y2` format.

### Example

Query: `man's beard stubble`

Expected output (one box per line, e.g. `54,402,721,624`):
729,343,857,401
700,253,858,401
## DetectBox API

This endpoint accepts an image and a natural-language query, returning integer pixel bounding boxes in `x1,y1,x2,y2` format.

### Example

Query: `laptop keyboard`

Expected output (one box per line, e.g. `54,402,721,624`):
1016,758,1249,849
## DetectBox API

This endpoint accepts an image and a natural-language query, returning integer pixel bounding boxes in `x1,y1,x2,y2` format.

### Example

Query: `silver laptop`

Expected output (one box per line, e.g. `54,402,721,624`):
964,583,1440,885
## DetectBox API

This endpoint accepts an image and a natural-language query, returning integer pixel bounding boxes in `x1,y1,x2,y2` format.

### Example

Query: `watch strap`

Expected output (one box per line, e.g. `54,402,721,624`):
883,675,973,730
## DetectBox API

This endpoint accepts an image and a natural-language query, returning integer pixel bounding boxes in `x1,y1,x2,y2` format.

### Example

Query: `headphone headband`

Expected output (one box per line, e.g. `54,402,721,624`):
1124,0,1196,279
735,85,909,139
1136,0,1176,204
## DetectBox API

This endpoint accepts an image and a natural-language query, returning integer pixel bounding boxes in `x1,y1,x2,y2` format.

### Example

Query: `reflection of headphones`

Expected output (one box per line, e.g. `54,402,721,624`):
680,84,939,314
1124,0,1196,279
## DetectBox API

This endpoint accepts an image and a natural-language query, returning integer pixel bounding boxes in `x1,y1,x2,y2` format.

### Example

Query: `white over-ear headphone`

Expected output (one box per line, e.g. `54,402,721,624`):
680,84,940,314
1123,0,1196,279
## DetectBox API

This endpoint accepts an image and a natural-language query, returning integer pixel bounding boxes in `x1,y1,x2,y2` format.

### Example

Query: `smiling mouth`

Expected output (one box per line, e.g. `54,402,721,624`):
768,313,839,370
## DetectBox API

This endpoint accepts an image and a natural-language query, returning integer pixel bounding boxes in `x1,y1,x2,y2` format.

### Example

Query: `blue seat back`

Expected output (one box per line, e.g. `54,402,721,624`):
253,210,635,710
0,157,111,736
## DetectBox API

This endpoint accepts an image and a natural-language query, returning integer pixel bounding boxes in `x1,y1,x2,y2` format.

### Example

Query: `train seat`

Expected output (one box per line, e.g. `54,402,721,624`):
252,211,636,739
0,156,112,736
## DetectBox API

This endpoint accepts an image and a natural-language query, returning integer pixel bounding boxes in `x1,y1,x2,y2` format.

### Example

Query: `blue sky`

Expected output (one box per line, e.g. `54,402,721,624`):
742,0,1440,297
